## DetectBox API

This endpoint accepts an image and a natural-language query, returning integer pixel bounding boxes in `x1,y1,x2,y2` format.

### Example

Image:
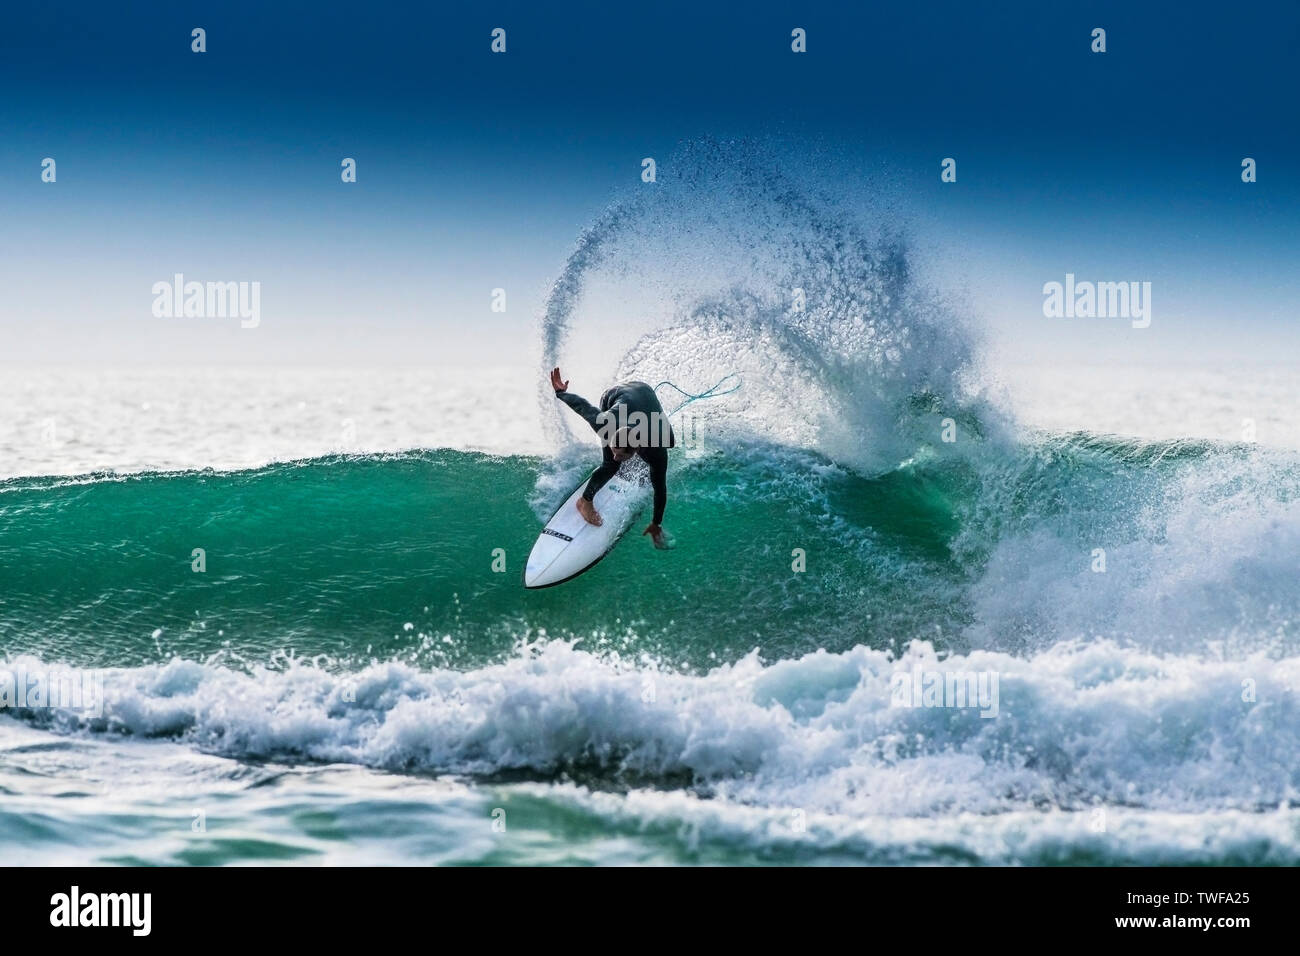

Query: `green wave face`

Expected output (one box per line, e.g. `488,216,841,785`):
0,448,977,670
2,434,1295,672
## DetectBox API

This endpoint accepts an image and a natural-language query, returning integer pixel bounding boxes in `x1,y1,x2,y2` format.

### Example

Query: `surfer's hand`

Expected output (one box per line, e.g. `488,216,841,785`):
576,497,602,526
550,367,569,393
643,524,673,549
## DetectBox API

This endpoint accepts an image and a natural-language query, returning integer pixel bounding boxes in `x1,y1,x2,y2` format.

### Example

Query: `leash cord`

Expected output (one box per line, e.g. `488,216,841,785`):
653,373,743,416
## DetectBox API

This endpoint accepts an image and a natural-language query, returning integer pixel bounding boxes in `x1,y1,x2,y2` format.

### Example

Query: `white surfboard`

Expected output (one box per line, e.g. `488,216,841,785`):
523,463,649,588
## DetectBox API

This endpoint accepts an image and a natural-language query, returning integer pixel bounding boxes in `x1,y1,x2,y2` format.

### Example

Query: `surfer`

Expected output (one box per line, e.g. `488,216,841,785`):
550,367,674,549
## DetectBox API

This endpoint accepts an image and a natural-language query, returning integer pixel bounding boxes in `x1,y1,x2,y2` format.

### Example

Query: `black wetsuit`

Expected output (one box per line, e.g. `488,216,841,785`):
555,381,675,525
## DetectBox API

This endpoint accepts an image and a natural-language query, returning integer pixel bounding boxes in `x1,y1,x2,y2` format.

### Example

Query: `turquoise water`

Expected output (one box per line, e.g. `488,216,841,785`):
1,446,970,670
6,434,1265,673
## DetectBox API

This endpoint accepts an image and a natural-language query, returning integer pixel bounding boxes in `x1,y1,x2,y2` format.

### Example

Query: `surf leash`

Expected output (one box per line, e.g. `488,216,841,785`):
653,373,743,416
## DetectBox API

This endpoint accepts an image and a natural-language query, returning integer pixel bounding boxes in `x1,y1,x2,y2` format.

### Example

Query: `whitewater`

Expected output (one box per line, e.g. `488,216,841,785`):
2,144,1298,865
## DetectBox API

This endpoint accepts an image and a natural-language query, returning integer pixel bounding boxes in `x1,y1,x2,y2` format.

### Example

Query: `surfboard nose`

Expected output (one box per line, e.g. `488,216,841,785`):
523,560,544,589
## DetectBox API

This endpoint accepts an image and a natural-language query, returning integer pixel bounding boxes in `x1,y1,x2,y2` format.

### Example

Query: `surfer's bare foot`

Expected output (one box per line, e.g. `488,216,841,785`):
577,497,603,526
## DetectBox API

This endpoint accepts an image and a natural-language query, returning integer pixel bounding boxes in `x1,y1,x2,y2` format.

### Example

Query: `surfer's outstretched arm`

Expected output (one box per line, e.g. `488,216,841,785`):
555,390,602,432
550,367,602,432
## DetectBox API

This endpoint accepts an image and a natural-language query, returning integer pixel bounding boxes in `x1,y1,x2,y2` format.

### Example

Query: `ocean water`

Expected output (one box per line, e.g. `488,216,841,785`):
4,148,1299,866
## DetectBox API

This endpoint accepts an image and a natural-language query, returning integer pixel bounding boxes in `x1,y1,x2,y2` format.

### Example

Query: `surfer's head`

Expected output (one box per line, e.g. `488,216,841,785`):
596,407,640,461
609,426,637,462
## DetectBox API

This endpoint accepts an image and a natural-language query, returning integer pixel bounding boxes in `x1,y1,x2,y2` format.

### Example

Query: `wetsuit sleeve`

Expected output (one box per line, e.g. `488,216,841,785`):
583,445,620,502
642,446,668,525
555,390,602,433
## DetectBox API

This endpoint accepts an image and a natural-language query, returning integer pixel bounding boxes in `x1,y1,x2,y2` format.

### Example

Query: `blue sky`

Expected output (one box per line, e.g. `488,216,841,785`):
1,0,1297,366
